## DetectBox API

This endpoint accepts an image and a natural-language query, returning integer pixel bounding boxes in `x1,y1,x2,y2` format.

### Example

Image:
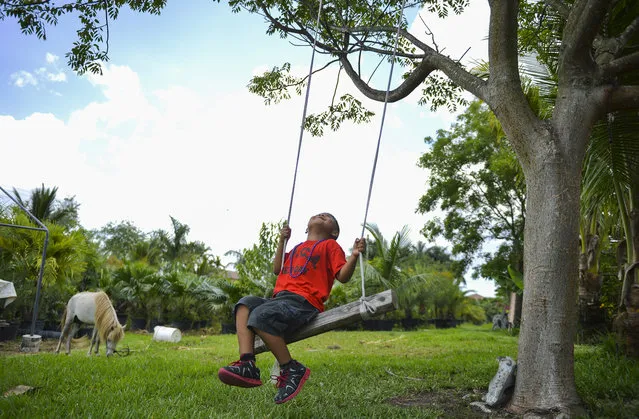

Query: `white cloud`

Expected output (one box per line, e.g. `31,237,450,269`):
47,72,67,82
8,54,67,90
1,63,426,252
10,71,38,87
46,53,59,64
0,59,496,297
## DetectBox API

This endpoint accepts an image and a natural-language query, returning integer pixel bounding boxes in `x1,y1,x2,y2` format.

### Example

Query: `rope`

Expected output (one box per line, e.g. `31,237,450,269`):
358,0,408,320
281,0,324,269
281,0,407,321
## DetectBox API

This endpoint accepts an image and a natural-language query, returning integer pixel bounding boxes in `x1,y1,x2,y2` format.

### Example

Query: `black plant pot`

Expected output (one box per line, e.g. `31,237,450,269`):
0,324,18,341
76,327,93,338
434,318,457,329
170,320,191,331
147,319,161,333
19,320,45,334
131,318,146,331
401,319,424,330
221,323,236,334
362,319,395,331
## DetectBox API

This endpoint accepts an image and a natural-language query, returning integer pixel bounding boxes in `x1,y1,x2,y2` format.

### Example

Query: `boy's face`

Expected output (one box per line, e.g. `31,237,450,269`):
308,213,339,238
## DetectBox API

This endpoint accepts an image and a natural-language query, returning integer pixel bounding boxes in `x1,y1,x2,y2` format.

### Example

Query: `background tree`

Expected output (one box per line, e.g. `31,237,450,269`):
417,100,525,295
232,221,283,298
93,221,147,262
0,211,88,323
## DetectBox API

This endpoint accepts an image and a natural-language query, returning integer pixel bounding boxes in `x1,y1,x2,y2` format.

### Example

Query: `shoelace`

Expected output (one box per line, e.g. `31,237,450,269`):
272,371,289,388
231,360,253,367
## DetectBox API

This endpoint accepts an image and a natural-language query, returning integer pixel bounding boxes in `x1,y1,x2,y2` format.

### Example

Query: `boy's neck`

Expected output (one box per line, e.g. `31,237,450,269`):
306,231,331,241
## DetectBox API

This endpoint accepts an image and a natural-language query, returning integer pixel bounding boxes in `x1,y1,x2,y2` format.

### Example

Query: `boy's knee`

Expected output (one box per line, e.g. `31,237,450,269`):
236,304,249,316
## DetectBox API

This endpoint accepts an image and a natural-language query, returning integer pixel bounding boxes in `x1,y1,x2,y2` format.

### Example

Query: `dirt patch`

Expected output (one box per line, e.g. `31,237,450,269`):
0,337,85,356
387,389,518,418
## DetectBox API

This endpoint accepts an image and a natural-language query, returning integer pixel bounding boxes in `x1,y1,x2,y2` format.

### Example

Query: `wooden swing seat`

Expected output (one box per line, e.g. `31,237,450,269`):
253,289,398,354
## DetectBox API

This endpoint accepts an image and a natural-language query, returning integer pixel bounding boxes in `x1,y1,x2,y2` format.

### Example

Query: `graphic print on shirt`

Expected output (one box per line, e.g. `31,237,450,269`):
281,245,321,277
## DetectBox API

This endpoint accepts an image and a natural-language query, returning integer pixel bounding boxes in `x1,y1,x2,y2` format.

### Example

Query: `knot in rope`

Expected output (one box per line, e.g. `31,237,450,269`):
359,296,377,320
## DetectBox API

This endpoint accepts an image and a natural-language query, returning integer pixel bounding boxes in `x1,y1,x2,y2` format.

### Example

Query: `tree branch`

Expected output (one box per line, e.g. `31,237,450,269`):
543,0,570,19
560,0,609,73
347,42,425,59
601,51,639,77
261,5,341,55
333,24,488,101
618,16,639,50
333,25,431,52
607,85,639,112
486,0,540,148
339,54,436,102
259,58,341,93
488,0,522,92
103,0,110,55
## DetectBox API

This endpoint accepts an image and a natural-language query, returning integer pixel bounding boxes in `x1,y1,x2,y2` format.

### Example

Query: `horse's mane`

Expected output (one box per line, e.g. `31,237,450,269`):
94,292,124,342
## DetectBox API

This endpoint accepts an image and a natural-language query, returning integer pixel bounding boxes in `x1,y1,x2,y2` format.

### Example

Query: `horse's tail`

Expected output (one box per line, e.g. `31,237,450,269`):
60,306,67,329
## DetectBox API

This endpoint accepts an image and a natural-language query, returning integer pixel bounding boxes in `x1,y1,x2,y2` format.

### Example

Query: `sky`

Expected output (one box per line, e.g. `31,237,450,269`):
0,1,496,297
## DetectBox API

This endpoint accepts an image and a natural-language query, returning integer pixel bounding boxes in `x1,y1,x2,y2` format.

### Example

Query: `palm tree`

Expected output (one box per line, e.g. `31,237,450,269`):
362,223,442,322
155,216,191,268
109,261,160,327
12,184,78,227
362,223,412,294
586,111,639,354
129,240,163,266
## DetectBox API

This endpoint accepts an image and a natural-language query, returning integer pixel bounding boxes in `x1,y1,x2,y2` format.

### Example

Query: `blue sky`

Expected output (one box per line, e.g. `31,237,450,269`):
0,1,496,296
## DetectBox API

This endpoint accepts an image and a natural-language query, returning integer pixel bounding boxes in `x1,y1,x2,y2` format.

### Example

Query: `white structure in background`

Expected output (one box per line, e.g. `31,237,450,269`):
0,280,17,308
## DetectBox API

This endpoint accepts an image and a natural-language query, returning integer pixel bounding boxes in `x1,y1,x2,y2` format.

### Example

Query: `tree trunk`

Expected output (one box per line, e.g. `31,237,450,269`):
508,156,584,415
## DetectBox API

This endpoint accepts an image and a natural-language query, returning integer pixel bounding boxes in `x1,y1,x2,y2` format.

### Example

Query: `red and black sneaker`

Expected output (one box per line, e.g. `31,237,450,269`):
273,360,311,404
218,359,263,388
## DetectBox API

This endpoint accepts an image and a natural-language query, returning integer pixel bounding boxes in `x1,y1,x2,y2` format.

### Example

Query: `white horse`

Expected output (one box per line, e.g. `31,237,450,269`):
55,291,126,356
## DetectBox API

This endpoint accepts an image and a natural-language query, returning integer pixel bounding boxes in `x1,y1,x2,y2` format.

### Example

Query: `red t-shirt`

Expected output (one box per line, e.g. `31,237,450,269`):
273,239,346,312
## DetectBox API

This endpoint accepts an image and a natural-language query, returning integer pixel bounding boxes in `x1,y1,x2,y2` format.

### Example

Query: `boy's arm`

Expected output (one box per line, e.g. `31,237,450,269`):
336,238,366,283
273,224,291,275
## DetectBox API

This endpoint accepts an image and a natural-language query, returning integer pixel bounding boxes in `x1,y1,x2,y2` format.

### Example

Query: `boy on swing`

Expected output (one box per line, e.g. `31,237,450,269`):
218,212,366,404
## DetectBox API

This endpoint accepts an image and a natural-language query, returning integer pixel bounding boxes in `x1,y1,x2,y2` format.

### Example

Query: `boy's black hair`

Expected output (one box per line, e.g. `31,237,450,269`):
325,213,340,239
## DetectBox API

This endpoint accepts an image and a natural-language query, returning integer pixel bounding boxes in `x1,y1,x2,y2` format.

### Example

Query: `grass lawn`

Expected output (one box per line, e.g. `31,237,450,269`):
1,324,637,418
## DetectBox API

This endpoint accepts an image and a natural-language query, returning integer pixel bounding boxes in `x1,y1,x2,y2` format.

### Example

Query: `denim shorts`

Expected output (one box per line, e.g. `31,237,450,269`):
234,291,319,338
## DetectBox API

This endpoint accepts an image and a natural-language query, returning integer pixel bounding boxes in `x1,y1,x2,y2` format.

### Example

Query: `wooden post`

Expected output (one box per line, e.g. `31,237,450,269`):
254,289,398,354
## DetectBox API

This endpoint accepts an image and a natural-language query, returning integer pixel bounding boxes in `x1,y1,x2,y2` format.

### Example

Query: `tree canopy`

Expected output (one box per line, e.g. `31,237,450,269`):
418,100,525,292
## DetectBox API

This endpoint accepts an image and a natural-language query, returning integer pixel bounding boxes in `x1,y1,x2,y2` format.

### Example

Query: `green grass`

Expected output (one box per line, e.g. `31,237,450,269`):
1,324,637,418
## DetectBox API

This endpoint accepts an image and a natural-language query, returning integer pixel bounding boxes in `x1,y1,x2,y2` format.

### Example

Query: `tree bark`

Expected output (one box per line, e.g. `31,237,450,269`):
508,151,584,415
